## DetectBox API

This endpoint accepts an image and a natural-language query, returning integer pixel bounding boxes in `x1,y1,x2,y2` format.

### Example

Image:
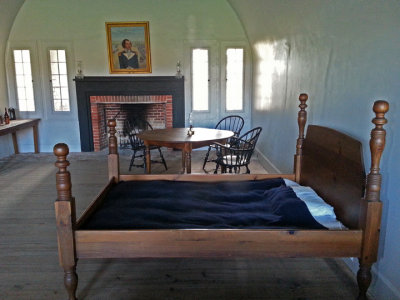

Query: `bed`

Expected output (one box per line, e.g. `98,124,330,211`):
53,94,389,300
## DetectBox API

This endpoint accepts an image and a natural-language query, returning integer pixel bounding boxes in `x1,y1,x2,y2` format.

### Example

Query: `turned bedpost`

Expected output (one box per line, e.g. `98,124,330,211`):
365,100,389,202
54,143,78,300
108,119,120,181
294,93,308,182
357,100,389,300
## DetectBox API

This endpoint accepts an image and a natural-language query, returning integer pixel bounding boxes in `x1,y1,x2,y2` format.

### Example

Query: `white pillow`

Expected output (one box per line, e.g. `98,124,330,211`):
283,178,300,187
290,185,334,216
289,184,347,230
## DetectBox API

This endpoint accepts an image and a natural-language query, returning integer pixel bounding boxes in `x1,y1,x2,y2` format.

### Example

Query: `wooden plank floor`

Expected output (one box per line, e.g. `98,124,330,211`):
0,149,362,299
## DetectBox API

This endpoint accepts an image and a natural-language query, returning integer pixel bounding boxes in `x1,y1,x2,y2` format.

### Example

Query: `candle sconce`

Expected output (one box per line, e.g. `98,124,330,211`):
175,60,183,79
76,60,84,79
187,125,194,136
187,112,194,136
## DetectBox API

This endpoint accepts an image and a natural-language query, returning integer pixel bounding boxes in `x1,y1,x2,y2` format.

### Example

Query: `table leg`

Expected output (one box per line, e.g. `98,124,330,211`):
145,145,151,174
184,143,192,174
33,125,39,153
181,150,186,174
11,132,19,154
186,151,192,174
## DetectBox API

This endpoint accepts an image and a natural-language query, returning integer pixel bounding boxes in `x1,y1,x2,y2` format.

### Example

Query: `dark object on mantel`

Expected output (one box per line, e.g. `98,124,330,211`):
8,108,16,120
75,76,185,152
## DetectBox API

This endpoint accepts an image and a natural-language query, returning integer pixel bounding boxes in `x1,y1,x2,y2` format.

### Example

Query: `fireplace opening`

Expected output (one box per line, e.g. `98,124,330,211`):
90,95,172,151
75,76,184,152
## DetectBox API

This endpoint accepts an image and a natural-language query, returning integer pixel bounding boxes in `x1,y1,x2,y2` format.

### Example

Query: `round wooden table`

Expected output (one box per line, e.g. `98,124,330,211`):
138,127,234,174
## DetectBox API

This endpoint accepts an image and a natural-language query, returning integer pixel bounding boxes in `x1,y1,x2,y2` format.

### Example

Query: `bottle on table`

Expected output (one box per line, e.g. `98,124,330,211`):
4,108,10,124
187,112,194,136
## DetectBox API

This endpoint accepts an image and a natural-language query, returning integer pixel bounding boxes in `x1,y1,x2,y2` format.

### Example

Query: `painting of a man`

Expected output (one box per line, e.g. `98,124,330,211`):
106,22,151,74
118,39,139,69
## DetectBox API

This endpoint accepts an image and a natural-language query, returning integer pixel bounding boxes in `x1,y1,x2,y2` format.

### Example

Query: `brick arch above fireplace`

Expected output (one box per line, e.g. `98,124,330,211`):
75,76,185,151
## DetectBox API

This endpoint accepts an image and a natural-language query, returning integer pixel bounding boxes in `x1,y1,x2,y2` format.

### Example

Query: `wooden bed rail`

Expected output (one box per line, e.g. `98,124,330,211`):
357,100,389,300
294,93,308,182
53,143,78,300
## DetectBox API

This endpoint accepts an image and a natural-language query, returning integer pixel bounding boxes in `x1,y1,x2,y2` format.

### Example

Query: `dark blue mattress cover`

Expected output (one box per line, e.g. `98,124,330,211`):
80,178,326,230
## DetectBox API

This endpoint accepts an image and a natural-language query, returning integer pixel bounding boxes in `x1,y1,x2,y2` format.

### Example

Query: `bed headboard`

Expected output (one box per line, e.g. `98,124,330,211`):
300,125,366,229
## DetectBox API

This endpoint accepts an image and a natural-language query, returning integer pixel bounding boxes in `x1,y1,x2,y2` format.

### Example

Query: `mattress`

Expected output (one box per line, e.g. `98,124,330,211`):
80,178,345,230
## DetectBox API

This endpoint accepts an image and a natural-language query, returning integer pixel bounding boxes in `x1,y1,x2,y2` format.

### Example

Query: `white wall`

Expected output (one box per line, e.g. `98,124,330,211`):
5,0,249,155
229,0,400,299
0,0,25,158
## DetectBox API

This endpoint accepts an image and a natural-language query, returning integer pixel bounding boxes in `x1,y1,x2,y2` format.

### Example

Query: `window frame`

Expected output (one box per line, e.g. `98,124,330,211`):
224,47,245,112
12,49,36,112
39,41,77,120
7,43,43,119
48,48,71,113
183,39,220,128
183,40,250,129
220,42,250,114
190,47,211,112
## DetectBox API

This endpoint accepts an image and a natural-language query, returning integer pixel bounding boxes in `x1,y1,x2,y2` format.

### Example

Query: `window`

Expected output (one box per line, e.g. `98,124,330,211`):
13,50,35,112
49,49,70,112
226,48,244,111
192,48,209,111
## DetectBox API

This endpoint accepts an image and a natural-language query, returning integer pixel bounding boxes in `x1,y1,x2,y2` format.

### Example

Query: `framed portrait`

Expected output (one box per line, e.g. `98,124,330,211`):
106,22,152,74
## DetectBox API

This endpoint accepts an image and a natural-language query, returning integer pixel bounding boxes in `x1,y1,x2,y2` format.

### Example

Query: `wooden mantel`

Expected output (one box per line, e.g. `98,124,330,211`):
74,76,185,152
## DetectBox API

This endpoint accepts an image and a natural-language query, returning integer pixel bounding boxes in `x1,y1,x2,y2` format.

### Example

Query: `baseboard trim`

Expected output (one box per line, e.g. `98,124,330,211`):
254,147,281,174
370,265,400,300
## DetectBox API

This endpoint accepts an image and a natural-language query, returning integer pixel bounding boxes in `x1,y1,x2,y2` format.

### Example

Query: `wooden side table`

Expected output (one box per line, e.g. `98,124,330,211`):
0,119,40,154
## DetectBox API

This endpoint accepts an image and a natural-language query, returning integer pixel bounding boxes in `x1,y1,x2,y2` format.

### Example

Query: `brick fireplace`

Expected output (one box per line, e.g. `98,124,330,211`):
90,95,173,151
75,76,185,152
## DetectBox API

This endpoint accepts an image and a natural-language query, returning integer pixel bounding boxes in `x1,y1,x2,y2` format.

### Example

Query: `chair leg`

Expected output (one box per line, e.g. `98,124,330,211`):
129,150,137,171
142,149,147,174
214,162,220,174
202,146,212,170
157,147,168,170
245,165,250,174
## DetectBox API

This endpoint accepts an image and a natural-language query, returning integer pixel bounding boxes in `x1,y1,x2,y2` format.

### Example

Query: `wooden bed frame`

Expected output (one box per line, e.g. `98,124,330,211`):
53,94,389,300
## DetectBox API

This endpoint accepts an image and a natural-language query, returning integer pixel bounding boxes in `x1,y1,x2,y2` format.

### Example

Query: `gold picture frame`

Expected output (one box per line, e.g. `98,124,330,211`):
106,22,152,74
